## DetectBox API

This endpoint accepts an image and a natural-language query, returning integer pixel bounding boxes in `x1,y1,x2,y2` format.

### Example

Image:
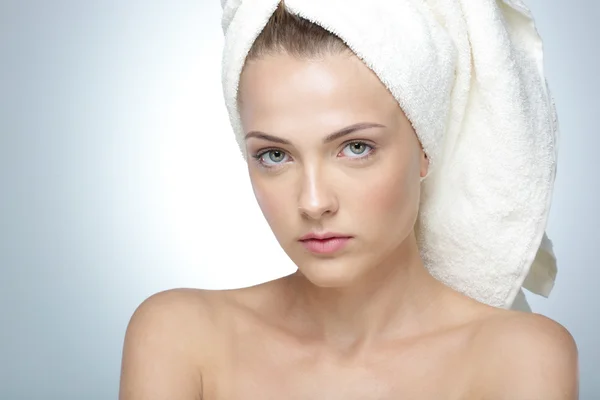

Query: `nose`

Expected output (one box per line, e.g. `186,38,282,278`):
297,165,338,220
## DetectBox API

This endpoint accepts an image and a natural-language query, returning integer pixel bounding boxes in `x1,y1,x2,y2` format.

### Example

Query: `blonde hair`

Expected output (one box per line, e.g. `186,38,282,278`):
246,1,349,61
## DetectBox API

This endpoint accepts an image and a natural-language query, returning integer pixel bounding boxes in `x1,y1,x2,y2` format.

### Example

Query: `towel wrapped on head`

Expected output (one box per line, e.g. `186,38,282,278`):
220,0,559,311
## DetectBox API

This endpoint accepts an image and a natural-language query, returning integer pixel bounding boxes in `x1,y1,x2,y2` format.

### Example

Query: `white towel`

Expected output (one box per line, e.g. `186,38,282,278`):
220,0,559,311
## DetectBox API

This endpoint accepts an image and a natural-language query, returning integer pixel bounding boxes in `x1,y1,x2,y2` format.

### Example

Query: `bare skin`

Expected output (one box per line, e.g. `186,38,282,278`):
119,51,578,399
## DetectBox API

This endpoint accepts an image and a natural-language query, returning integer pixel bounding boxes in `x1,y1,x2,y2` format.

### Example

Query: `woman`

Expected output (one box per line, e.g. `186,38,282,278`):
119,1,578,398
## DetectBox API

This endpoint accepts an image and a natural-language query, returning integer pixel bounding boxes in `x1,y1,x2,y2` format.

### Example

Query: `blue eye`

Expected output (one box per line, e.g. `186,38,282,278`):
341,141,373,158
251,141,376,170
254,149,289,167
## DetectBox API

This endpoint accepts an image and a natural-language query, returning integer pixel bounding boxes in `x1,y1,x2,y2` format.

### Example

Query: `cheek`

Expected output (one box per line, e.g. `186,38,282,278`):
353,165,416,222
251,176,290,228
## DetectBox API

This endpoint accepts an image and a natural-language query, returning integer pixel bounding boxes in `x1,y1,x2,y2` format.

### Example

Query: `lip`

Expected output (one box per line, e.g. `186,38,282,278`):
300,237,351,254
298,234,353,255
299,232,352,241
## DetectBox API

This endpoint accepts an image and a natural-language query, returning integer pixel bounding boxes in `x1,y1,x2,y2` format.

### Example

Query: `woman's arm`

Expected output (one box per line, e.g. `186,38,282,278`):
119,290,209,400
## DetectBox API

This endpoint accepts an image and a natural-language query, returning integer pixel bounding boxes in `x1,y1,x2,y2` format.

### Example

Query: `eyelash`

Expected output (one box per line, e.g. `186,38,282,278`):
251,140,378,170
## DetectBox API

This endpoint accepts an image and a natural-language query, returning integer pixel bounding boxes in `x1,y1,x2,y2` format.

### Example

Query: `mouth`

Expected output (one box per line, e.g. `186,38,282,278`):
299,236,352,255
299,231,353,241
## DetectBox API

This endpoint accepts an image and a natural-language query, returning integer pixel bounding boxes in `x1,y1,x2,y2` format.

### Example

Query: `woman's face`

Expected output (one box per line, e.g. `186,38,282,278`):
238,51,429,287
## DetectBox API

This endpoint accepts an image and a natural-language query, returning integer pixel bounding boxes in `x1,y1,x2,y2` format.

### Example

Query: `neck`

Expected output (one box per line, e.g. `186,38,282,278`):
284,231,454,354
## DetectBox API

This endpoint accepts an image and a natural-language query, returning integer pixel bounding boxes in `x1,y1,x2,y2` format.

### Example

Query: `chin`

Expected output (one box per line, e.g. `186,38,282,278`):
295,259,363,288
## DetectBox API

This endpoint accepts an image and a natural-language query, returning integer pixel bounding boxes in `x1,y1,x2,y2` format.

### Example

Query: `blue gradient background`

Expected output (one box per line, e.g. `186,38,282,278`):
0,1,598,398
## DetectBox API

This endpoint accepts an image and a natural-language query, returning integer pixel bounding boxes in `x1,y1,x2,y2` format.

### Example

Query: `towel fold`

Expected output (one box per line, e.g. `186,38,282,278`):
220,0,559,310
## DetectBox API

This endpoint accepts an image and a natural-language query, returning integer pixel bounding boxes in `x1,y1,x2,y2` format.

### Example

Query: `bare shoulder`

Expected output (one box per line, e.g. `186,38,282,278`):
118,282,282,400
123,288,220,351
471,310,579,399
127,288,224,339
119,288,223,400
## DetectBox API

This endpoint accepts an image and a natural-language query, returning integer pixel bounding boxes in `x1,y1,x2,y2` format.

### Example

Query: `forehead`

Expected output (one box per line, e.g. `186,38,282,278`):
238,52,400,129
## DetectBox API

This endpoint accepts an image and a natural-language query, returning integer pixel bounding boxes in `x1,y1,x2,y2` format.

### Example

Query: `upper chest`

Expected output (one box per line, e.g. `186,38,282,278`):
204,325,479,400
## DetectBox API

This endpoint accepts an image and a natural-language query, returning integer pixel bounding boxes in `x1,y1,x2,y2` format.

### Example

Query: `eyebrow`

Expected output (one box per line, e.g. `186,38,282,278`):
244,122,386,145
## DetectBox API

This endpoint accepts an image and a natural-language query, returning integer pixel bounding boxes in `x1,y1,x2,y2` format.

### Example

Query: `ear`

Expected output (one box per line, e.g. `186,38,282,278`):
420,147,429,179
